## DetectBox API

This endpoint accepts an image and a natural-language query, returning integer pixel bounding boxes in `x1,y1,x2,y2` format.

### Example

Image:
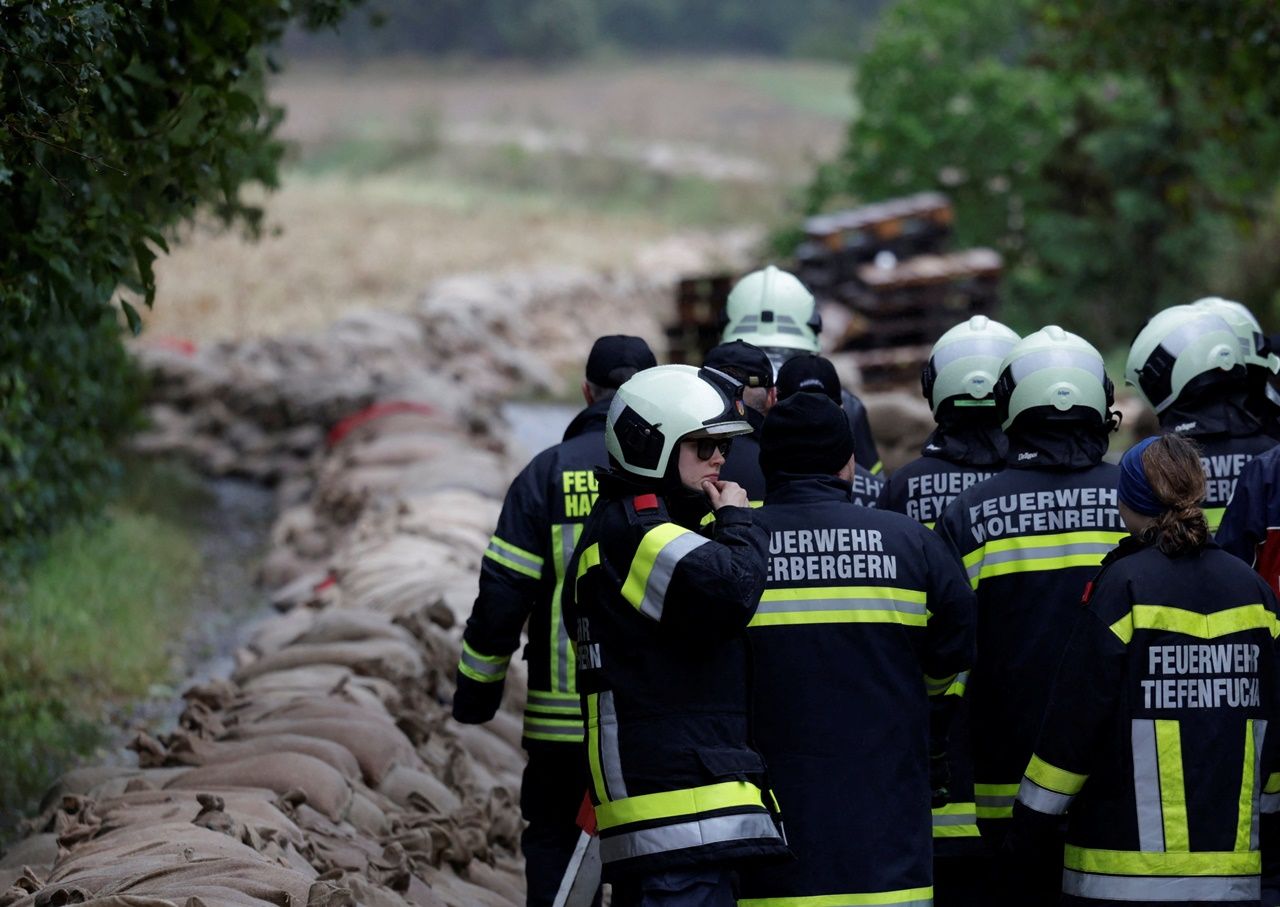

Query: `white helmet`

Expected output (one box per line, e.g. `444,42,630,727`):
1126,305,1244,414
606,364,753,479
996,326,1113,430
1191,296,1279,374
721,266,821,373
922,315,1021,414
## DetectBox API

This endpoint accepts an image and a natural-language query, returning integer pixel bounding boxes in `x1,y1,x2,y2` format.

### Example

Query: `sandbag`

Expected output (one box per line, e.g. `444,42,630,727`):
226,719,418,786
164,733,362,781
165,754,353,823
231,639,424,684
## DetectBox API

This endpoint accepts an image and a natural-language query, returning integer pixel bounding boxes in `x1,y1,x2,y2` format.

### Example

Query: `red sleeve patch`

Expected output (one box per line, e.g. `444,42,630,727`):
632,494,659,512
1080,581,1094,605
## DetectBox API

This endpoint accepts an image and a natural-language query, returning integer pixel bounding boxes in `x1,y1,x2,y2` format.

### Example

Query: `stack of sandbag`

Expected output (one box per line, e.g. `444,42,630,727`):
863,390,936,474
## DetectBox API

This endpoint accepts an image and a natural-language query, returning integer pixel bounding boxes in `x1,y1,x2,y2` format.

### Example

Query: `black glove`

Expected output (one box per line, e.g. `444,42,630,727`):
929,751,952,808
451,671,504,724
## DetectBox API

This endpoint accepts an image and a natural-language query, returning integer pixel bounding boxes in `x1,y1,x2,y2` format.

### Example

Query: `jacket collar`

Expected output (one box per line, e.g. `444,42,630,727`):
1006,420,1110,470
596,466,711,529
922,421,1007,467
1158,390,1261,440
763,473,853,506
562,398,612,442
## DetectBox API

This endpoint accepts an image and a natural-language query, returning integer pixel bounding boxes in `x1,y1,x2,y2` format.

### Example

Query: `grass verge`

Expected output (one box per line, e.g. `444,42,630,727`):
0,459,207,838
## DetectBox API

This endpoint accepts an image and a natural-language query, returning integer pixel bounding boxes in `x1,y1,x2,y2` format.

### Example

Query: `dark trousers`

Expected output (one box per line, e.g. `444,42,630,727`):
521,743,597,907
934,854,994,907
610,868,737,907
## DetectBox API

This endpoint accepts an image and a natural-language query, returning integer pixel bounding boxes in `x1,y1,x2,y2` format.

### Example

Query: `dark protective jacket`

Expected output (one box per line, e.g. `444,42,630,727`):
843,388,884,475
1159,391,1277,533
1221,445,1280,595
877,422,1006,528
737,475,974,904
935,423,1126,844
1011,536,1280,905
565,470,789,880
453,398,610,746
878,420,1006,856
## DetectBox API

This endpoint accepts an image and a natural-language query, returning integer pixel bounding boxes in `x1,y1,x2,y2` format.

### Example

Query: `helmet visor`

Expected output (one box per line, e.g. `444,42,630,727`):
1010,348,1106,383
931,336,1019,371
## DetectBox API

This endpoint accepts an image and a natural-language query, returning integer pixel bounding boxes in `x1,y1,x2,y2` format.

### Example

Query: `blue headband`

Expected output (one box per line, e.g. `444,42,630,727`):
1119,436,1164,517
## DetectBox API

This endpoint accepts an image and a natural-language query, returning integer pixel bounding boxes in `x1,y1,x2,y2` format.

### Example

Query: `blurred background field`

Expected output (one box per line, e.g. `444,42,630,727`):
143,57,853,340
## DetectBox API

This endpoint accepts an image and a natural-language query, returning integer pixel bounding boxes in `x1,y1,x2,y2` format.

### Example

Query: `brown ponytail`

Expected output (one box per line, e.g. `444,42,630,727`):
1139,434,1209,556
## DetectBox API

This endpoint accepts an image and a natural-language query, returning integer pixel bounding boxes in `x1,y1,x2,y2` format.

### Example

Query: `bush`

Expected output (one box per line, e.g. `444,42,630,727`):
0,0,362,576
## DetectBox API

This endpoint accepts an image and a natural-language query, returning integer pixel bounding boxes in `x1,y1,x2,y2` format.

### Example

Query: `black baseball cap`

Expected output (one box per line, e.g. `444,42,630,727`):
703,340,774,389
586,335,658,389
776,353,842,403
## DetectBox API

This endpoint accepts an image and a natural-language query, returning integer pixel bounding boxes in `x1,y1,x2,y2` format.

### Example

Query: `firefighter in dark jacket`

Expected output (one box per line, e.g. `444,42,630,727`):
1126,304,1276,533
1193,296,1280,441
775,353,885,508
564,363,789,906
1221,443,1280,594
702,340,777,502
737,392,975,907
1011,433,1280,906
452,335,656,907
935,326,1127,900
721,265,882,474
877,315,1018,905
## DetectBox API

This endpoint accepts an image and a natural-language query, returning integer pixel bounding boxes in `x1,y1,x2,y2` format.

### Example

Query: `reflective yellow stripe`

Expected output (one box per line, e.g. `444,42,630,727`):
1109,603,1280,645
980,529,1124,555
964,530,1126,588
1156,719,1189,851
484,548,542,579
1236,720,1258,853
1064,845,1260,876
933,801,980,839
974,782,1019,819
1026,754,1088,796
594,780,765,831
620,522,698,614
975,553,1117,586
738,887,932,907
925,672,957,696
585,693,608,803
1204,506,1226,533
574,541,601,594
1265,772,1280,795
457,640,510,683
922,521,935,530
699,500,763,526
750,585,928,629
946,671,968,697
870,460,884,475
490,535,543,565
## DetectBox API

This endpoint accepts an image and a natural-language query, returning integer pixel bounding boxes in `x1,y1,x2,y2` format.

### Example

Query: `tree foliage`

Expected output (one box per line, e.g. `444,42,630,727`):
809,0,1280,344
0,0,361,571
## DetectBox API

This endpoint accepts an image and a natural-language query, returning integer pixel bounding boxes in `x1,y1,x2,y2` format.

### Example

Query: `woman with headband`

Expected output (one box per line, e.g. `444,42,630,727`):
1009,434,1280,905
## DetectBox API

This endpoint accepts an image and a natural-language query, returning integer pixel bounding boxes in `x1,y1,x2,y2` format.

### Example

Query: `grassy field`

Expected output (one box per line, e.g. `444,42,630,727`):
0,460,207,835
141,57,852,341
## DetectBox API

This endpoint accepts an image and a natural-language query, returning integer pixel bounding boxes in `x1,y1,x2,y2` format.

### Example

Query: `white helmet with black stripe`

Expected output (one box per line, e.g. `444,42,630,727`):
721,266,821,375
606,364,754,479
922,315,1021,415
1126,305,1245,414
996,326,1114,430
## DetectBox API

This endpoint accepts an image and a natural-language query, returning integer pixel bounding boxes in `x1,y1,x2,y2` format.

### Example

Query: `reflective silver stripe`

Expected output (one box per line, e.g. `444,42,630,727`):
1132,719,1165,852
1262,793,1280,814
1017,777,1073,816
1009,348,1106,383
1250,719,1268,849
599,811,780,864
931,336,1017,371
639,532,710,620
598,691,628,800
978,542,1116,569
1062,869,1259,901
527,691,581,713
460,647,509,680
932,812,977,828
755,597,927,616
975,794,1016,810
485,538,543,575
557,522,577,692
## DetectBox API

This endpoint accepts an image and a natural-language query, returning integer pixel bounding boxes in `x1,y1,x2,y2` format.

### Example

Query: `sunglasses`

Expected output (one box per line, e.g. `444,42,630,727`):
690,438,733,460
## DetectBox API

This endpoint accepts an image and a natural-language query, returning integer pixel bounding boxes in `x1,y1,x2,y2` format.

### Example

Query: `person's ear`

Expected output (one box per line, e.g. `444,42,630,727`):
582,380,594,405
837,455,854,482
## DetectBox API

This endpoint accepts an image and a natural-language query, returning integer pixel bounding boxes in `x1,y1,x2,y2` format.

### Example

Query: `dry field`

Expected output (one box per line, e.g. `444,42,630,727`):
140,57,853,341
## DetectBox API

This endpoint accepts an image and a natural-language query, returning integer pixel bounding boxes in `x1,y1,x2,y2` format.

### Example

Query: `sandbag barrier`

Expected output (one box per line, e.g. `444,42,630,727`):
0,249,825,906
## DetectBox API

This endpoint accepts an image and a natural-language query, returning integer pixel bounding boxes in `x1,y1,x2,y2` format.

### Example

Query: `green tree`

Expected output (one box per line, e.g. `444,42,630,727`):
810,0,1280,343
0,0,362,571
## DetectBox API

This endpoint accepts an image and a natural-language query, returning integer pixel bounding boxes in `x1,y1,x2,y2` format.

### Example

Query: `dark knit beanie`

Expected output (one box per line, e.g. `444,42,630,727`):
776,353,842,403
760,391,855,478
